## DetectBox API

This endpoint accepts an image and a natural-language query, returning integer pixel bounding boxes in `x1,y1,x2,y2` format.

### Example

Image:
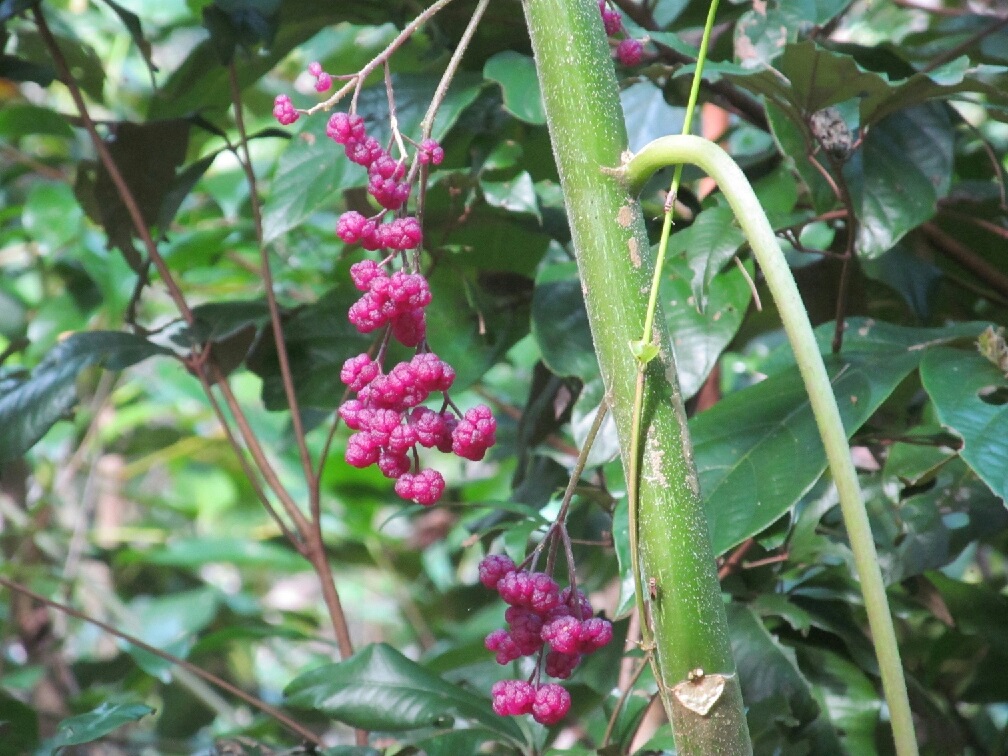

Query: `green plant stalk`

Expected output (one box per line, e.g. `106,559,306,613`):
523,1,751,752
639,0,720,346
622,135,918,756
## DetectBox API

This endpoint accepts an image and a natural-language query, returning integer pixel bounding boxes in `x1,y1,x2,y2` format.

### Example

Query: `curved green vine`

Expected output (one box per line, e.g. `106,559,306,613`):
620,135,918,756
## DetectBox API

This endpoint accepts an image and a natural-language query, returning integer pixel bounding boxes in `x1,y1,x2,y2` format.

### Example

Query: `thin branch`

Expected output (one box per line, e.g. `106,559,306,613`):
227,64,315,491
0,576,324,748
305,0,459,117
196,372,305,551
33,7,193,324
603,655,651,748
920,16,1008,76
922,222,1008,299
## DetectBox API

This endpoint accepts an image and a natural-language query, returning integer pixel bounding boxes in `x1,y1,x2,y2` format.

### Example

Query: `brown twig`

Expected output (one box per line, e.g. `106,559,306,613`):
919,14,1008,75
0,576,324,748
717,538,755,580
922,222,1008,300
305,0,459,117
227,63,316,499
33,7,193,324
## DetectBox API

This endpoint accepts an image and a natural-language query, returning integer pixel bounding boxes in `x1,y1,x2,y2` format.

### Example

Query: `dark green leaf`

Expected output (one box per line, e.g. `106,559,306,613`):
355,71,485,145
246,284,371,410
531,262,598,382
39,702,154,754
284,643,525,744
663,254,751,401
920,346,1008,503
78,119,191,267
847,103,953,259
727,603,841,752
261,126,350,245
97,0,155,74
0,332,170,463
483,51,546,126
696,352,918,555
480,170,541,221
0,690,38,754
425,264,531,392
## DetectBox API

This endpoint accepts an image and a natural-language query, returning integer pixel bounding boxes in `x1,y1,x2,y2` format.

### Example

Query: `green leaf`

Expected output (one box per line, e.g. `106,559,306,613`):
261,126,351,245
39,702,154,754
124,589,222,681
620,80,685,152
727,603,841,752
484,51,546,126
425,263,531,392
246,283,371,410
0,332,170,463
0,103,74,139
284,643,525,745
848,103,953,259
118,536,306,572
355,71,485,145
0,690,38,754
531,262,598,382
663,255,751,401
665,207,747,310
480,171,541,221
920,346,1008,503
97,0,156,74
695,352,918,555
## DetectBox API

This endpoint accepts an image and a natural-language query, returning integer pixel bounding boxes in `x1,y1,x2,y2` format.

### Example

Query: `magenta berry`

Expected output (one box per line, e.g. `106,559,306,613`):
491,680,536,717
272,94,299,125
378,216,423,250
378,448,411,479
541,615,582,655
345,432,381,468
599,1,622,35
394,468,445,506
340,354,380,392
418,138,444,166
479,554,517,589
545,651,581,680
616,37,644,67
452,404,497,461
579,617,614,652
337,211,377,246
326,112,366,145
532,683,571,725
390,308,426,347
345,135,384,166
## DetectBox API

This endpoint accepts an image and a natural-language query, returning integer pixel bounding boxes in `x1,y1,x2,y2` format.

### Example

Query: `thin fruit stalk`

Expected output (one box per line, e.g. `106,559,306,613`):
521,0,751,752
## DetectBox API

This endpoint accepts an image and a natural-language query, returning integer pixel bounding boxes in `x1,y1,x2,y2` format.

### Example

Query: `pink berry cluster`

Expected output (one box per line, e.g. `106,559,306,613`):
307,61,332,92
598,1,644,66
272,63,335,126
479,554,613,725
339,267,497,505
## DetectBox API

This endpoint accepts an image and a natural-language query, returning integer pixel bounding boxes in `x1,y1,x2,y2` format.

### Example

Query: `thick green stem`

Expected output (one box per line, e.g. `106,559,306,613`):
622,135,918,756
522,1,751,752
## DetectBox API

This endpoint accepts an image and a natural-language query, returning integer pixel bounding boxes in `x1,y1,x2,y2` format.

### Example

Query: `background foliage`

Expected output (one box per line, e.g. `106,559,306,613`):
1,0,1006,753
